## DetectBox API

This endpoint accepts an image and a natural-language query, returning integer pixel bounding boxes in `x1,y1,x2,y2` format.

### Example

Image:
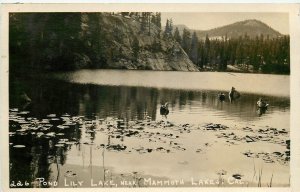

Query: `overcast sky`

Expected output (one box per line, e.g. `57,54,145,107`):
161,13,289,34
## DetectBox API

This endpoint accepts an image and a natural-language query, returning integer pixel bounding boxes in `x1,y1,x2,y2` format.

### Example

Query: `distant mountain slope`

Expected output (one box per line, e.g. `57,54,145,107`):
174,19,282,40
172,24,193,34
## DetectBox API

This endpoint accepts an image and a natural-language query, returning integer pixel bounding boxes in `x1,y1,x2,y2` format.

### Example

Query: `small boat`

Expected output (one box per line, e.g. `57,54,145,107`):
218,93,226,102
229,87,240,102
257,98,268,116
257,98,269,108
160,102,169,118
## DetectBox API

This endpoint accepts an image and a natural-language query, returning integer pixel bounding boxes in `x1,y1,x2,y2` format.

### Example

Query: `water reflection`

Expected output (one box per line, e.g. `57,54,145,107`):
257,107,268,116
10,77,289,125
9,76,290,187
9,122,81,187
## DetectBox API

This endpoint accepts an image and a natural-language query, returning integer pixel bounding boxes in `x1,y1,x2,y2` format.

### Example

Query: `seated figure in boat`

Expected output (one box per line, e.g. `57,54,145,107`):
160,102,169,119
218,92,226,102
257,98,269,116
229,87,240,102
257,98,268,108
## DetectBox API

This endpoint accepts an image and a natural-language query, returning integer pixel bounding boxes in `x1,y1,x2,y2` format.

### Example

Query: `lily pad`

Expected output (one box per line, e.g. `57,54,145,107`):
57,125,69,129
55,144,65,147
63,122,76,126
36,132,44,137
30,127,39,131
10,108,19,112
46,132,56,137
18,120,29,124
18,111,30,115
17,129,27,132
47,114,56,118
65,142,75,145
13,145,26,148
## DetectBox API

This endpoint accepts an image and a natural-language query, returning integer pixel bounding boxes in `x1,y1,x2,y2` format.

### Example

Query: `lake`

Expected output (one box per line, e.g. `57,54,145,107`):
9,70,290,188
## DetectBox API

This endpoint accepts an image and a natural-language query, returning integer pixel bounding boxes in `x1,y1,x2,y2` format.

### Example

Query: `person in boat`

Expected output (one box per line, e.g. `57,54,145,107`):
229,87,240,102
218,92,226,102
256,98,268,116
257,98,268,108
160,102,169,119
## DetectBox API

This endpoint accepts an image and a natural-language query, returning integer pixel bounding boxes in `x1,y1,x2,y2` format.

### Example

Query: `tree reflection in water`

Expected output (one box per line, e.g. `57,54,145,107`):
9,77,289,187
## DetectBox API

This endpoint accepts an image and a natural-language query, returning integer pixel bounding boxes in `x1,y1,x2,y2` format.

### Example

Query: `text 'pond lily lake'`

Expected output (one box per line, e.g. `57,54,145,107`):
9,70,290,188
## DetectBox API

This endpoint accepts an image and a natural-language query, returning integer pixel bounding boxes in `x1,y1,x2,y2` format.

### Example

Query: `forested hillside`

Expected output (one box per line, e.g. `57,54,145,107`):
196,19,282,40
171,19,289,74
10,13,289,74
9,12,199,74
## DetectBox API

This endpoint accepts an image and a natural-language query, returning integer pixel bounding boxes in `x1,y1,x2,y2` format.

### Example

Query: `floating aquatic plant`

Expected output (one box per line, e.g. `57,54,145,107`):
13,145,26,148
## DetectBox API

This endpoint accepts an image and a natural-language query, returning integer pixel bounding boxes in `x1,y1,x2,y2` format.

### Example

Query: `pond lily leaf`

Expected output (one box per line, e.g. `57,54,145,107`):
47,114,56,118
13,145,26,148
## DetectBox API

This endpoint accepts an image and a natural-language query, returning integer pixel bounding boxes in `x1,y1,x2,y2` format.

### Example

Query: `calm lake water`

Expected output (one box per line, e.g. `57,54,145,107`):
9,70,290,187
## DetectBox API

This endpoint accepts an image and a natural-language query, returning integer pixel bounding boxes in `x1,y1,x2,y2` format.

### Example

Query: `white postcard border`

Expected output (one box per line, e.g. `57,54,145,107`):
1,3,299,192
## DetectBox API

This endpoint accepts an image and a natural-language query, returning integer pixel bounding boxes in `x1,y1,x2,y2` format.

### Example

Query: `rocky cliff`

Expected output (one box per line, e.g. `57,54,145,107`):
98,14,198,71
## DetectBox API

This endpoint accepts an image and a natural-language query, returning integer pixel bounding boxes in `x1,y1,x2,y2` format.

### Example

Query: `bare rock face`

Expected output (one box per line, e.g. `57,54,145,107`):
93,14,199,72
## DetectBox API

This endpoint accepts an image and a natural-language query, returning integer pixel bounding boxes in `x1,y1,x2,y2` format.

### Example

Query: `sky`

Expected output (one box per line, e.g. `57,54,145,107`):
161,13,289,34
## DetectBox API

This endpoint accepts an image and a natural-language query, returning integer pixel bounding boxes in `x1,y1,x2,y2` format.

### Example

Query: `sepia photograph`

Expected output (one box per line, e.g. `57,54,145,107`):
1,3,299,191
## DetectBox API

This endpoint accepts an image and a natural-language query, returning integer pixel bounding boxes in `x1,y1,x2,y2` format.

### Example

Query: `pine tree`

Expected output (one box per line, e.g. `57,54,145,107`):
146,12,152,35
155,12,161,29
85,13,106,68
181,28,191,55
204,34,210,67
132,36,139,61
163,19,170,38
140,12,147,32
190,31,198,64
174,27,181,43
169,19,173,37
198,41,205,68
151,14,156,24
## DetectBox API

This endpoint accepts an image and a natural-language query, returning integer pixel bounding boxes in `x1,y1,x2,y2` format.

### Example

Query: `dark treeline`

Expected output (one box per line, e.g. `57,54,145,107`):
171,25,290,74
